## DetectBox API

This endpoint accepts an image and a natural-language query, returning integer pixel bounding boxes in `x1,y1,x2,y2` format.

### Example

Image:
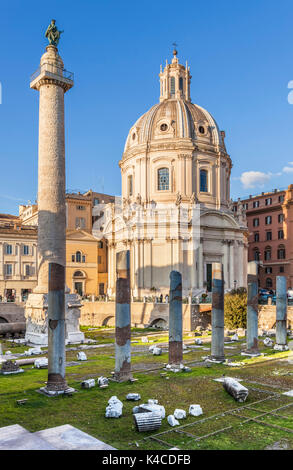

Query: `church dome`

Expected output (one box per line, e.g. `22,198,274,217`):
124,99,224,153
120,50,231,209
123,49,225,156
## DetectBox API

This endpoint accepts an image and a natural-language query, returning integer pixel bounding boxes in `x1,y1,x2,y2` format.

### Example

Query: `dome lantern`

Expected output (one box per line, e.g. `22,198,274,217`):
159,50,191,102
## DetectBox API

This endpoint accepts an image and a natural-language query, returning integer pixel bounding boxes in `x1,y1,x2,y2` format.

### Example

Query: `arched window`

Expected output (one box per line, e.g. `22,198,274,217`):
73,270,84,278
278,245,286,259
170,77,175,96
200,169,208,193
266,278,273,288
158,168,169,191
264,246,271,261
76,251,81,263
179,77,183,91
128,175,133,196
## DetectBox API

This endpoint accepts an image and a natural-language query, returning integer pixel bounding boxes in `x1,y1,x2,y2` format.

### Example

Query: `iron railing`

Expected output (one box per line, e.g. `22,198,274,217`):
30,63,74,82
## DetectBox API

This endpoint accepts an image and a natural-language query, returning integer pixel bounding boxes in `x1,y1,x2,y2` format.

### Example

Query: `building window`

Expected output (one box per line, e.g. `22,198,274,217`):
265,216,272,225
82,255,86,263
254,232,259,242
76,205,85,210
5,245,12,255
279,195,284,203
5,264,12,275
253,218,259,227
170,76,175,96
128,175,133,196
243,203,248,210
99,283,105,295
280,266,285,273
158,168,169,191
94,198,99,206
75,217,86,229
253,201,259,208
266,278,273,288
278,214,284,223
73,270,84,277
278,230,284,239
264,247,271,261
265,267,272,274
25,265,30,276
278,245,286,259
265,198,272,206
179,77,183,91
254,248,260,261
200,169,208,193
198,126,205,134
72,255,75,262
76,251,81,263
23,245,29,255
98,241,103,249
266,231,272,241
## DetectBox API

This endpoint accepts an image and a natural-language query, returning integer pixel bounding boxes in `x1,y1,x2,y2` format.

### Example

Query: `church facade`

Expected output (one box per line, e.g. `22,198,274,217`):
100,50,248,298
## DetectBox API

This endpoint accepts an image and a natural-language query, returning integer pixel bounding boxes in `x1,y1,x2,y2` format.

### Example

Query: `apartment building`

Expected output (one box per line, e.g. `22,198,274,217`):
233,184,293,290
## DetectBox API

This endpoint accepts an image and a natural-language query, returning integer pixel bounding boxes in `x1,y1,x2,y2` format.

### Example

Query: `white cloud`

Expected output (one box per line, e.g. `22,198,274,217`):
283,166,293,173
240,171,272,189
283,162,293,173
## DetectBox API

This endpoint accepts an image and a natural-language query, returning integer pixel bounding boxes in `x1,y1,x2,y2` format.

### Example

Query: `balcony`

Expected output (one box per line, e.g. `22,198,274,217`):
30,63,74,91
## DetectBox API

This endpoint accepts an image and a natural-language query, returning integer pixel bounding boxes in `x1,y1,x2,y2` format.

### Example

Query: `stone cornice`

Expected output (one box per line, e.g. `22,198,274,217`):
32,77,71,92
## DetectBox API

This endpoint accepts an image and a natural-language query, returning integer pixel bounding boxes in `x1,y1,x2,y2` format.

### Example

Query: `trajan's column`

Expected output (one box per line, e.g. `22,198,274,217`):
25,20,83,394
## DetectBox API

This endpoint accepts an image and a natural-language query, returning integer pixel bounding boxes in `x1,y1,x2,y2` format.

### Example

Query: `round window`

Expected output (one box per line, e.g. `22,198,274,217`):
198,126,205,134
160,123,168,132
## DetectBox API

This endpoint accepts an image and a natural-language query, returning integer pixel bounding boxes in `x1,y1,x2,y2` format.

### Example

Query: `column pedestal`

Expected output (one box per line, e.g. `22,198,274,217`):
25,292,84,346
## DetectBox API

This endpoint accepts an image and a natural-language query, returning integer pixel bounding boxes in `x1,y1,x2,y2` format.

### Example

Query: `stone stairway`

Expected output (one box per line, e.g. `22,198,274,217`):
0,424,115,450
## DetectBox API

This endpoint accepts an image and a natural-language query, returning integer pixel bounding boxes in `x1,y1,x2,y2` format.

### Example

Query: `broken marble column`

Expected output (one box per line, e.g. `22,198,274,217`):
46,262,67,393
246,261,259,353
113,251,132,382
134,412,162,432
81,379,95,389
211,263,225,362
223,377,249,402
169,271,183,365
275,276,289,351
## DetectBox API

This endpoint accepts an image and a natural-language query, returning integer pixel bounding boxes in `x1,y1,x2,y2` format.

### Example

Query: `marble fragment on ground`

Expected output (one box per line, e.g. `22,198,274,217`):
105,396,123,418
189,404,203,416
167,415,180,427
174,409,186,419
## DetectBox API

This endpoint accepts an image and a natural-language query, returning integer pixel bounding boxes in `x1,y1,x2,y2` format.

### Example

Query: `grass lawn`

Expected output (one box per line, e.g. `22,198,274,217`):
0,330,293,450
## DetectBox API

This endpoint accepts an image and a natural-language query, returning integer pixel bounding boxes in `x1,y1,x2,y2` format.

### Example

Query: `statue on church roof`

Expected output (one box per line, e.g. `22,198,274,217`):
45,19,64,47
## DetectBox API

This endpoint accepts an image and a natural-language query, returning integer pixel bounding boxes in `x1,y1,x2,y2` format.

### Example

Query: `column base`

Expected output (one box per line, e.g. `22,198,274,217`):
25,292,85,346
111,372,133,383
39,386,76,397
274,344,289,352
209,356,225,363
241,351,261,357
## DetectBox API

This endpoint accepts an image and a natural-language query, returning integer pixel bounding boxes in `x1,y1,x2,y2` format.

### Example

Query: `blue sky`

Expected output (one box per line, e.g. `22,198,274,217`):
1,0,293,214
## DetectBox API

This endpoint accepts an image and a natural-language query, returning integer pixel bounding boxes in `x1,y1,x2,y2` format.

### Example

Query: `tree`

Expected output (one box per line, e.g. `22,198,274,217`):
224,288,247,329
